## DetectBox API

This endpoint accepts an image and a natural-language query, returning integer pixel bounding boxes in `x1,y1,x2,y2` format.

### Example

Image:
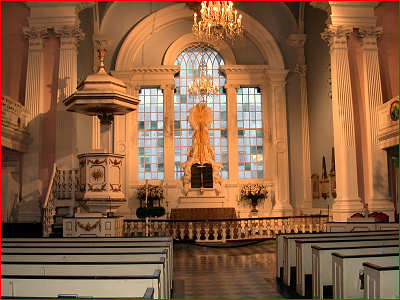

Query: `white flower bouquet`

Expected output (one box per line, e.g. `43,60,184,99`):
240,183,267,206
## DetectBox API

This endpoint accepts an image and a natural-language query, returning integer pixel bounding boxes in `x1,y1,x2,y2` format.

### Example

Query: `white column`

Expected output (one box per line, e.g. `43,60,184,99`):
267,69,293,217
225,84,240,181
288,33,314,214
20,27,47,222
161,83,176,182
54,26,83,168
321,25,363,221
358,26,394,219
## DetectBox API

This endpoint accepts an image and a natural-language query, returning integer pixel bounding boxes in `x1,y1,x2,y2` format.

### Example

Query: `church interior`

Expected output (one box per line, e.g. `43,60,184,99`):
1,1,399,299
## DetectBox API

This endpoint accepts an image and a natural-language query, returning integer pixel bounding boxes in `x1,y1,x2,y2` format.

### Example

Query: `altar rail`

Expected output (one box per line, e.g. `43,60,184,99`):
123,215,328,242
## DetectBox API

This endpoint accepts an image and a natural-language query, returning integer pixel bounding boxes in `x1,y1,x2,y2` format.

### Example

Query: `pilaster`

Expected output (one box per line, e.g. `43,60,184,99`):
54,26,84,169
20,27,48,222
321,25,363,221
225,84,240,181
266,69,293,217
161,83,176,182
357,26,394,219
288,33,314,214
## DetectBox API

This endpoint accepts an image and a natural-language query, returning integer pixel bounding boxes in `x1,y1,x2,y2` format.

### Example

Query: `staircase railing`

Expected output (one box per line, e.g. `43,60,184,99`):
42,163,58,237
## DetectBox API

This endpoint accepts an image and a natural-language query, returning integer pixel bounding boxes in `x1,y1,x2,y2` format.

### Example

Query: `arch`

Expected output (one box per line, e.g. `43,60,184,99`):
163,33,236,65
115,3,285,71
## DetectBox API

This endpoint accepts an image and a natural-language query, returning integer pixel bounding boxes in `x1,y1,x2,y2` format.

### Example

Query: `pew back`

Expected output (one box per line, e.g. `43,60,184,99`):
282,231,398,287
363,262,399,299
1,273,162,299
311,244,399,299
295,237,398,297
2,261,168,299
332,253,398,299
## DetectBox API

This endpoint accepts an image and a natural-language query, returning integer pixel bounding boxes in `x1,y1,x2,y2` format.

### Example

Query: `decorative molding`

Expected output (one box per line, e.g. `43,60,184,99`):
115,3,284,70
287,33,306,49
294,64,307,77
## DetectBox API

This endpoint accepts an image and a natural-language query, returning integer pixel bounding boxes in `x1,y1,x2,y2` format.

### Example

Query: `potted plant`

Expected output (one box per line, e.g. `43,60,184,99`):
136,184,166,218
240,183,268,212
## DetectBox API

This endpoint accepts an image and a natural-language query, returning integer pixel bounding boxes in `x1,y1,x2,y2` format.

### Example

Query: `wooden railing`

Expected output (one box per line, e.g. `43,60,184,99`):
123,215,328,242
42,164,58,237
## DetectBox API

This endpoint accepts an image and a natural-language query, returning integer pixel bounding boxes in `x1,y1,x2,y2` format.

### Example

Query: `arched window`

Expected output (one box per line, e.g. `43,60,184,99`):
174,44,228,179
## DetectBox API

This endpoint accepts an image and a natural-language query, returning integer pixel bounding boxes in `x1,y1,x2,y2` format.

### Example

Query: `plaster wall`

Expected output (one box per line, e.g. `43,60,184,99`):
304,4,334,209
1,2,29,104
375,1,399,101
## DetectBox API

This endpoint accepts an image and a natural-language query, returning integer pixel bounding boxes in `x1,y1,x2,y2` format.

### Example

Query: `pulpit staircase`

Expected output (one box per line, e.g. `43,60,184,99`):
42,164,79,237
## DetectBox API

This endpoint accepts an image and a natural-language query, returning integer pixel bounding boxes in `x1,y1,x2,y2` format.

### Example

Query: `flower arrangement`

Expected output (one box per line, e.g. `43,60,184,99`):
240,183,268,211
137,184,164,205
136,184,166,218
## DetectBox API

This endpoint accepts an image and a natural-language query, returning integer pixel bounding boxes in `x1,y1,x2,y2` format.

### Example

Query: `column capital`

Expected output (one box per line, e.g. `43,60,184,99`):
160,83,176,91
54,25,85,41
295,64,307,77
224,83,241,90
266,69,289,87
357,26,383,50
321,25,352,48
287,33,307,49
23,27,49,50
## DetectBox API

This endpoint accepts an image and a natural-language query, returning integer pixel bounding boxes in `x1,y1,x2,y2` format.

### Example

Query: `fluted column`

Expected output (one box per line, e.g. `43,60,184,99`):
225,84,240,181
267,69,293,216
288,33,314,214
322,25,362,221
20,27,48,222
358,26,394,218
54,26,84,168
161,83,176,182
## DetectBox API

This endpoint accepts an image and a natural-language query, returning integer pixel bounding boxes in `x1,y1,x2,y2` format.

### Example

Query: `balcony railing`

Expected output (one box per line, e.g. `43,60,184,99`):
123,215,328,242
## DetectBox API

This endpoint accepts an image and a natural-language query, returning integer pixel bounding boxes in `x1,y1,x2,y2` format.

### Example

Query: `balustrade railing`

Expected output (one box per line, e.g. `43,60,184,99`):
123,215,328,241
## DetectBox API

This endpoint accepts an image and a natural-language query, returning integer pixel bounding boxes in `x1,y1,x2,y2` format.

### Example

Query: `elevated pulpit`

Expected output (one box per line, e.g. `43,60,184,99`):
179,103,225,208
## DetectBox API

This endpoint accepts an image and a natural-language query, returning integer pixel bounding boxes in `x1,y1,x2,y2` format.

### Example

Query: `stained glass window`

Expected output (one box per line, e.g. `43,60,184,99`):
138,88,164,180
237,87,264,178
174,44,228,179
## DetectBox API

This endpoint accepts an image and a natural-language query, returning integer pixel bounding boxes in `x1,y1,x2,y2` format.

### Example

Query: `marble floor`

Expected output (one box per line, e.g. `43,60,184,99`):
173,239,289,299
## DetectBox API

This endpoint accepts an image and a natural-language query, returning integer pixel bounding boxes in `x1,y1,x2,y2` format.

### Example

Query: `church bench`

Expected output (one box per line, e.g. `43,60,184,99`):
2,260,168,299
295,237,398,297
326,222,399,232
363,262,399,299
2,241,173,293
311,244,399,299
332,253,398,299
281,230,398,288
276,230,398,282
2,251,171,297
1,273,162,299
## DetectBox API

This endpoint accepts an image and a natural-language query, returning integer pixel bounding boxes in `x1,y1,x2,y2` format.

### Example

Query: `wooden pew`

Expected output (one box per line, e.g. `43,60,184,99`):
1,273,161,299
295,237,398,297
363,262,399,299
0,287,155,299
2,251,171,297
2,241,173,295
281,231,398,288
2,260,168,299
332,253,398,299
326,222,398,232
311,244,399,299
275,230,397,282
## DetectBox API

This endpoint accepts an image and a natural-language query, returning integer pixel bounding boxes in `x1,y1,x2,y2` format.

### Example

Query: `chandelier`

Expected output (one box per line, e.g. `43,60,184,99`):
192,1,243,42
188,60,219,103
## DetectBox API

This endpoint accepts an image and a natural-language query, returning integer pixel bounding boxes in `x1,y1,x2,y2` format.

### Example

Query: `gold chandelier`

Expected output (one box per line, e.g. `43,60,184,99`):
188,60,219,103
192,1,243,42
